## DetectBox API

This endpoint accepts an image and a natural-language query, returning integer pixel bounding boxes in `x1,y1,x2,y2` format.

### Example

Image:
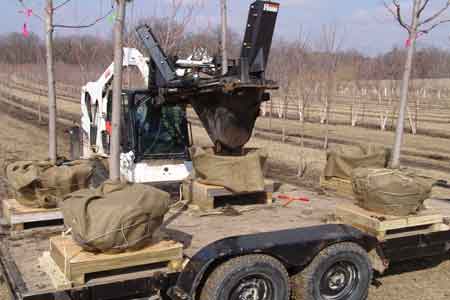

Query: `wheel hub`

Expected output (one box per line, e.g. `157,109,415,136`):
232,277,272,300
320,261,359,300
240,286,259,300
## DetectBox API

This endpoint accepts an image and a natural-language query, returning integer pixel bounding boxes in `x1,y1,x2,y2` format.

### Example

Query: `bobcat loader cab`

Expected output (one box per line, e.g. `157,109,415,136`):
78,48,195,184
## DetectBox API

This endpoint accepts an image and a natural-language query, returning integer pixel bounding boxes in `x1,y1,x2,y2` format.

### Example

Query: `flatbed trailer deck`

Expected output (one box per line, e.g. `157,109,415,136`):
2,188,450,300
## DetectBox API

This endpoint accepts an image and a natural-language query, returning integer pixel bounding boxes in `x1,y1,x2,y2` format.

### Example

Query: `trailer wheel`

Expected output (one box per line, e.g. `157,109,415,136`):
292,242,372,300
200,254,290,300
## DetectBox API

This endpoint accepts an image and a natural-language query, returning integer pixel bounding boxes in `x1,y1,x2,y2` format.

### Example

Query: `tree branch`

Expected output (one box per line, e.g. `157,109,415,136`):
419,19,450,33
419,1,450,26
383,0,411,33
53,0,72,11
53,4,114,29
16,0,45,23
417,0,430,18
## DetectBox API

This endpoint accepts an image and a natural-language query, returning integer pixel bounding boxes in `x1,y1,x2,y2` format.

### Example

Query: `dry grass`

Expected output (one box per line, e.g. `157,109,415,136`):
0,77,79,115
1,68,449,190
0,111,69,165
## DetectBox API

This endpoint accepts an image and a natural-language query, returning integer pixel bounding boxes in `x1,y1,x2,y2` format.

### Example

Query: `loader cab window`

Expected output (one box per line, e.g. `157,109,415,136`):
132,94,189,160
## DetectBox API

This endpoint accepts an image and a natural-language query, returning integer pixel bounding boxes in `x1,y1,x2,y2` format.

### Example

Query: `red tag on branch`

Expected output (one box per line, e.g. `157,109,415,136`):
18,8,33,37
22,23,29,37
405,32,425,48
18,8,33,17
405,38,412,47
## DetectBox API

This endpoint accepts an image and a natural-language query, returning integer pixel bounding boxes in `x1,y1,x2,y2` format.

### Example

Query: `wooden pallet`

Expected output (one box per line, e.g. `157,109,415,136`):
335,203,447,241
47,235,183,287
2,199,63,232
182,180,274,210
320,177,354,198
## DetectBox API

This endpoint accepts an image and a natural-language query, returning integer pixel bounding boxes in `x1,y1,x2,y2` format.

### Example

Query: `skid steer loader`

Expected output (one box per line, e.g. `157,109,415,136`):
71,0,279,185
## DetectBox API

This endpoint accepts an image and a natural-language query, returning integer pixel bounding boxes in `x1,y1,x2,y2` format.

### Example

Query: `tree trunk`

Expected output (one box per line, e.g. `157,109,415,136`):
46,0,57,164
323,95,329,149
297,103,307,177
282,96,287,143
38,87,42,123
220,0,228,76
390,0,421,169
109,0,127,182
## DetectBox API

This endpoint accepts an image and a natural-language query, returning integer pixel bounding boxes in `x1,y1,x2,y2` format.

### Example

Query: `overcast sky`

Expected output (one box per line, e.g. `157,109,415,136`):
3,0,450,55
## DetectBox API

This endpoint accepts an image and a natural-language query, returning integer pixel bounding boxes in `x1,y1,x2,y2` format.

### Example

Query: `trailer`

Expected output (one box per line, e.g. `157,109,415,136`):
2,189,450,300
3,0,450,299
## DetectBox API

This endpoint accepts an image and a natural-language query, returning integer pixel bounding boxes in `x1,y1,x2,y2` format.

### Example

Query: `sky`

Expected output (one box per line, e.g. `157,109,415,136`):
3,0,450,56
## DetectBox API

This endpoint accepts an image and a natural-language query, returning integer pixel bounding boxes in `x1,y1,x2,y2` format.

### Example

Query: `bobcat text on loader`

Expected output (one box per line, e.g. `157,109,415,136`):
3,2,450,300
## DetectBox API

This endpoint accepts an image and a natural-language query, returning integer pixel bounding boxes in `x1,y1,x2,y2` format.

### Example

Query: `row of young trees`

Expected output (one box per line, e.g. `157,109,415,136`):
5,0,450,177
3,31,450,81
9,0,207,180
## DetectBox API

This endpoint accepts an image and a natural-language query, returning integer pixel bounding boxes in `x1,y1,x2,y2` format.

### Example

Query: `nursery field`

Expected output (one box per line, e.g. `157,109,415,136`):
1,70,450,299
2,71,450,191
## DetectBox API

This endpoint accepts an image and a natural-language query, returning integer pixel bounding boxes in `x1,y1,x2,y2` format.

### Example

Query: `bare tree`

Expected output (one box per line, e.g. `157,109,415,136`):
136,0,199,56
17,0,116,164
110,0,128,182
291,31,313,177
384,0,450,168
220,0,228,75
378,88,391,131
46,0,57,164
317,25,343,149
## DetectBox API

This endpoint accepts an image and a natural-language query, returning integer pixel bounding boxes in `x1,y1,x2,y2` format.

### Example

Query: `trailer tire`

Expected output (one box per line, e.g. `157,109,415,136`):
200,254,290,300
292,242,372,300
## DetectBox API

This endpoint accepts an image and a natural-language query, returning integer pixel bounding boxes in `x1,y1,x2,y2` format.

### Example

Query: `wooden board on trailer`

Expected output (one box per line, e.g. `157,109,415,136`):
2,198,63,232
335,203,447,240
183,179,274,210
48,235,184,286
320,176,354,198
38,252,72,290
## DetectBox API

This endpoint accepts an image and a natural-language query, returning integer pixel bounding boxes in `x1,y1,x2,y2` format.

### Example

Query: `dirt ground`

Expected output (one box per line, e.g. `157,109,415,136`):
2,96,450,300
3,74,450,187
0,285,7,300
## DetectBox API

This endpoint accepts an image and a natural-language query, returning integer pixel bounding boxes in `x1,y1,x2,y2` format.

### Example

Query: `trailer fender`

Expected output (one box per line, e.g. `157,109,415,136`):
168,224,378,300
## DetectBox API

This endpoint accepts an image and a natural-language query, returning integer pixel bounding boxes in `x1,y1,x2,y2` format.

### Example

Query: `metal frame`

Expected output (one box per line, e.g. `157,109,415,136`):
380,230,450,262
241,1,279,75
135,25,177,85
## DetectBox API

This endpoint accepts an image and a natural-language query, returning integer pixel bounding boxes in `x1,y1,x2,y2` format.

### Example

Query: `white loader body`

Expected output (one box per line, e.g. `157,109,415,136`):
80,48,191,184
